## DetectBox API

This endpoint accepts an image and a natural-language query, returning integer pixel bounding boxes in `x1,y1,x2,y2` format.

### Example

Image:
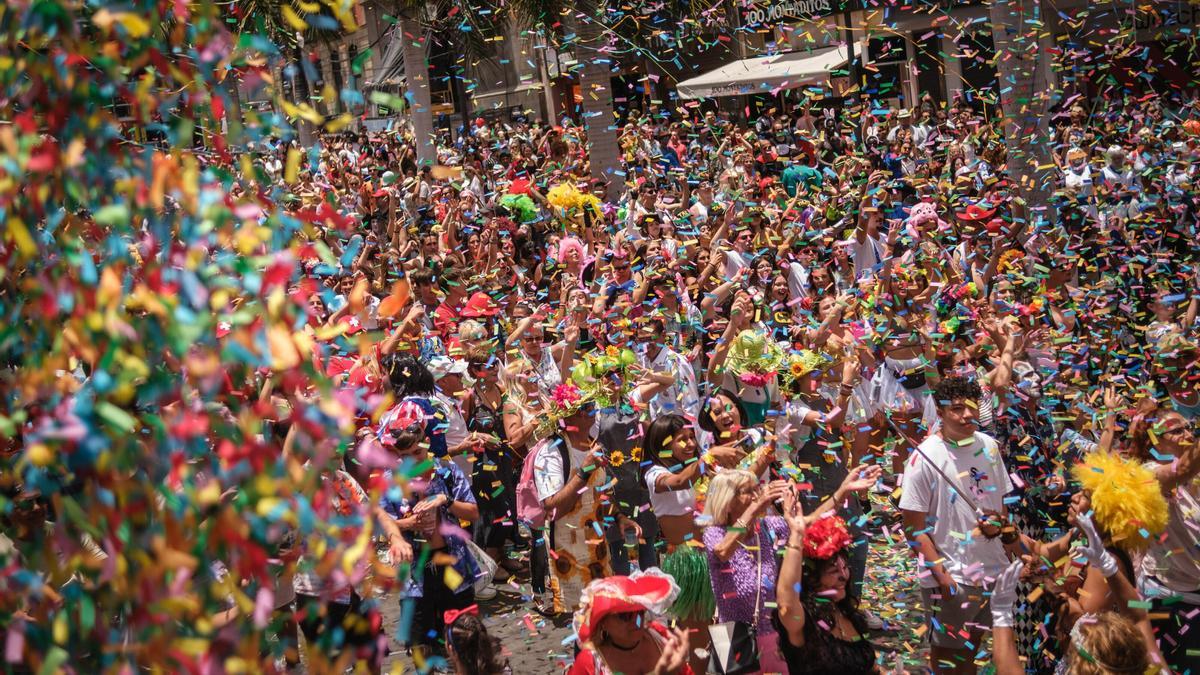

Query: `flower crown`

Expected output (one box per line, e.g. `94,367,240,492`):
781,349,833,391
570,346,637,407
536,382,593,435
724,329,784,387
804,514,852,560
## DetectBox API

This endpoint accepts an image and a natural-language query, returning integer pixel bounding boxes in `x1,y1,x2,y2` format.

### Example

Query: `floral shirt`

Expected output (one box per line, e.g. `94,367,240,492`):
381,458,479,597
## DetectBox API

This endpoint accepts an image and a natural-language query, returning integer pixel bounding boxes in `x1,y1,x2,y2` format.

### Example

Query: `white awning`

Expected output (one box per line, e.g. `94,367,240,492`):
675,46,847,100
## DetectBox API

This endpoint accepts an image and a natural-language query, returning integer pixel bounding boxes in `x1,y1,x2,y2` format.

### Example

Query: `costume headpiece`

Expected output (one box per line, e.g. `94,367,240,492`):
573,568,679,643
724,329,784,387
803,514,853,560
1070,451,1168,551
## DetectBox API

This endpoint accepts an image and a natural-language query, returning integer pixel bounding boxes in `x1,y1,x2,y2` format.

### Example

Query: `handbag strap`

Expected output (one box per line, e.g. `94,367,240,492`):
752,529,763,627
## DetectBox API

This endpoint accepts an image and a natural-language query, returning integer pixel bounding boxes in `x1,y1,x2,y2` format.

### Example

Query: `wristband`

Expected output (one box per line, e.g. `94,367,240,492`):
991,611,1014,629
999,525,1020,545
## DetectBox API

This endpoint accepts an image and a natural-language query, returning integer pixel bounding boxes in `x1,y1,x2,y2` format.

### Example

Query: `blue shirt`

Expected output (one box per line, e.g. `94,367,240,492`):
383,458,479,597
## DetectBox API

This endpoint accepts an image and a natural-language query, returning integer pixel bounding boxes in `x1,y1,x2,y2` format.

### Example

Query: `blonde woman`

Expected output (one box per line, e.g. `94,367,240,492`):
702,466,880,674
702,470,792,673
500,358,548,459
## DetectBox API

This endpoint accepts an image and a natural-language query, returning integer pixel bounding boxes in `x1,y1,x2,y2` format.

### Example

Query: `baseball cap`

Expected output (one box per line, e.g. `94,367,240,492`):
426,355,469,380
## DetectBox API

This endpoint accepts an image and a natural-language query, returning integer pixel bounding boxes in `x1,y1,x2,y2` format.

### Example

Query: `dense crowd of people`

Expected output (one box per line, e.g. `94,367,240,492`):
10,84,1200,675
217,89,1200,674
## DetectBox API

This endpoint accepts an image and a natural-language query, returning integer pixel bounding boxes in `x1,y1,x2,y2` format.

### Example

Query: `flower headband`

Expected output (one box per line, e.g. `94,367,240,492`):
803,514,852,560
782,349,833,390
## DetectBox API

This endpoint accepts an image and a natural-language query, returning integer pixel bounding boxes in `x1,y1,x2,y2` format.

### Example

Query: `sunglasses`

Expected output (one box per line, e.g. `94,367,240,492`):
612,611,643,624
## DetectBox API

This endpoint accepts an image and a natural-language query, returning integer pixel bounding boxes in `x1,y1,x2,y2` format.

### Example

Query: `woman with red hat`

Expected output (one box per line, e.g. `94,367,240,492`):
568,569,692,675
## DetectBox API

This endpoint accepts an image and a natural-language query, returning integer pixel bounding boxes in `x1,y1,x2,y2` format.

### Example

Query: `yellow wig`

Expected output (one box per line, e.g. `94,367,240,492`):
546,183,584,211
1071,452,1169,552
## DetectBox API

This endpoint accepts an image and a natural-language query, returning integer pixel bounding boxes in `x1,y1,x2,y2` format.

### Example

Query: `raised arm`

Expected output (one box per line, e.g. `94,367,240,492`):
1153,435,1200,493
705,294,751,386
776,489,809,648
504,313,539,350
989,561,1026,675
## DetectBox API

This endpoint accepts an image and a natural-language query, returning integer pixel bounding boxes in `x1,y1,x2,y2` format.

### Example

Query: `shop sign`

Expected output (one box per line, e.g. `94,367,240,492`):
742,0,847,27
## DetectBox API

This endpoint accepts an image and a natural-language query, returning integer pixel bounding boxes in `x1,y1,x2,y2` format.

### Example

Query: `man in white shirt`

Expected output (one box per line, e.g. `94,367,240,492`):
888,109,929,148
637,315,700,419
851,207,886,281
899,376,1016,674
689,181,715,225
427,356,497,478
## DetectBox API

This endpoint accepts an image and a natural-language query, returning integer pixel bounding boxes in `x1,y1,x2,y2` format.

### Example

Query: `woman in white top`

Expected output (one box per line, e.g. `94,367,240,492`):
1128,406,1200,670
641,414,739,675
505,308,574,398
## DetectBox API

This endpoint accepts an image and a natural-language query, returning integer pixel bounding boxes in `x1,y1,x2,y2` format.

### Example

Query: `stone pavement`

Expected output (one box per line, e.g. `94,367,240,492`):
380,579,576,674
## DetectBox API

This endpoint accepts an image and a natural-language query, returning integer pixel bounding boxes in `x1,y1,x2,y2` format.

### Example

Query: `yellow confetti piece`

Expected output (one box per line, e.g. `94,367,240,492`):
7,217,35,257
444,566,464,591
53,611,68,645
26,443,53,467
285,148,301,185
93,9,152,38
325,113,354,134
343,525,372,576
267,325,300,370
281,5,308,31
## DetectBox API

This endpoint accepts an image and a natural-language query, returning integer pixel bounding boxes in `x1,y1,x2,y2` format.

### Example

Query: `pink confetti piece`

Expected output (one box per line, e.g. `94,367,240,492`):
5,623,23,663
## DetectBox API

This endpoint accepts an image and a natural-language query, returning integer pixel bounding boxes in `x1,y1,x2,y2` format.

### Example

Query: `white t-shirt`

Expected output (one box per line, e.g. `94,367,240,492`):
849,234,884,280
644,465,697,517
774,401,817,462
723,249,748,280
786,261,810,301
532,437,594,504
640,346,701,420
532,439,567,503
1140,465,1200,593
433,392,471,477
898,432,1014,588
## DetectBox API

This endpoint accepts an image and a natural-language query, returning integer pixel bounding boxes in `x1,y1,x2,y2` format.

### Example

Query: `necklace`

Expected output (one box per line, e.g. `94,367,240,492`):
607,636,642,652
830,608,854,640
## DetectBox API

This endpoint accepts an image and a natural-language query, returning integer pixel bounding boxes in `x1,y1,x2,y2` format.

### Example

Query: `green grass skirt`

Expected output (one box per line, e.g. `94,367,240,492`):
662,545,715,623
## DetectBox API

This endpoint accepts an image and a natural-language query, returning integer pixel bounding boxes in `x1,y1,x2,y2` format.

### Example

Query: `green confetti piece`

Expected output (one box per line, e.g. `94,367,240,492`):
59,497,102,540
96,401,137,433
79,595,95,632
93,204,130,228
351,47,373,75
38,647,69,675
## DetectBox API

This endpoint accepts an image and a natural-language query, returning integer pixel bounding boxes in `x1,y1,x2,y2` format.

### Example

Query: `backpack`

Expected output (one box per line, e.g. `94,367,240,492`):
515,436,571,529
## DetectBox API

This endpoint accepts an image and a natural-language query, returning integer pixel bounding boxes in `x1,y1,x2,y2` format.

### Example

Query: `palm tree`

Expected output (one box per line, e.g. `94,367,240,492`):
396,12,438,167
225,0,319,145
385,0,505,167
575,13,622,189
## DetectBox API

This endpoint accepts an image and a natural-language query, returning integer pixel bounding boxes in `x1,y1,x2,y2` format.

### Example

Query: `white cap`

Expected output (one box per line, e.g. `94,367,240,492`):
426,356,469,379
